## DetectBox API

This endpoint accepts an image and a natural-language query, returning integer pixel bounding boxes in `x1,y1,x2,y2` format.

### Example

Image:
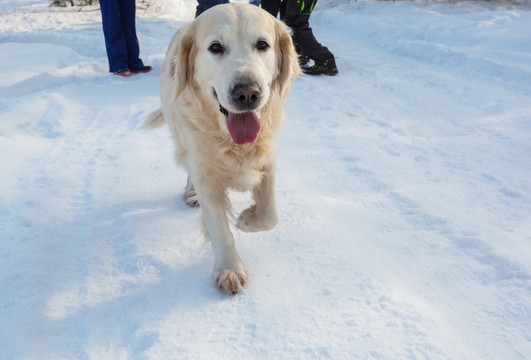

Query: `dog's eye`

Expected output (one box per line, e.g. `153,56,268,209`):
256,40,269,51
209,41,224,55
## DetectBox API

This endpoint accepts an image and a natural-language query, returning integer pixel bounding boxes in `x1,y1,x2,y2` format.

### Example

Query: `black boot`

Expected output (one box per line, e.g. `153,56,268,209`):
298,54,310,67
302,57,338,76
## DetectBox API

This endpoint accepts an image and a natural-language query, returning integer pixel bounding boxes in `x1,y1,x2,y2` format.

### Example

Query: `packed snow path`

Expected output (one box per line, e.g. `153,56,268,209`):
1,0,530,359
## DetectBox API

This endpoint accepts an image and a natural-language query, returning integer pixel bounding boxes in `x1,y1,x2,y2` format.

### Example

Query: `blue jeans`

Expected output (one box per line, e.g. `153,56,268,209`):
195,0,229,17
100,0,144,72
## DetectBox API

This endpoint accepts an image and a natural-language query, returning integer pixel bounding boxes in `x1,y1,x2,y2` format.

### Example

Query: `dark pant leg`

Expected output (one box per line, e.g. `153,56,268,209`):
283,0,334,62
100,0,128,72
261,0,282,17
118,0,143,70
195,0,229,18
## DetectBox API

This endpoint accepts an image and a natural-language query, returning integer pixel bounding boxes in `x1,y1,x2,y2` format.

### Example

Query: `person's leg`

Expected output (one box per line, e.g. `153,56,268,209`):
282,0,331,62
285,14,334,63
195,0,229,18
118,0,144,70
282,0,337,74
100,0,129,72
261,0,281,17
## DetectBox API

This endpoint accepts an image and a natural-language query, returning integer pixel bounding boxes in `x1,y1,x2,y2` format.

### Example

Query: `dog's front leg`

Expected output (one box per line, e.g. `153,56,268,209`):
237,165,279,233
197,185,247,294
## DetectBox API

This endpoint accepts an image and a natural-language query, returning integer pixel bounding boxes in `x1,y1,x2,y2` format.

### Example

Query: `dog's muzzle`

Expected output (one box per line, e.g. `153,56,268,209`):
230,83,261,111
212,88,261,145
219,104,229,117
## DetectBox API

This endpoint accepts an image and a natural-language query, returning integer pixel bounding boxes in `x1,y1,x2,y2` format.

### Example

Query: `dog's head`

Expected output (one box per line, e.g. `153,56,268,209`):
164,3,300,145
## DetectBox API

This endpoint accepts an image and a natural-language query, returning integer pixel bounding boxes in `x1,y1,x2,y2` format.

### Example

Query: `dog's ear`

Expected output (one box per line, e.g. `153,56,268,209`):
275,20,301,98
165,22,196,102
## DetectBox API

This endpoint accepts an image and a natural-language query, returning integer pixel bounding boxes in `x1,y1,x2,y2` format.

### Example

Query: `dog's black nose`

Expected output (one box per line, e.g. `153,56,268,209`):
231,83,261,108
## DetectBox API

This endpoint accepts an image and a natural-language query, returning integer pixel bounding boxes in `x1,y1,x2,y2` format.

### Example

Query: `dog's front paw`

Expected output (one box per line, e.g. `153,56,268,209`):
214,269,247,295
237,205,278,232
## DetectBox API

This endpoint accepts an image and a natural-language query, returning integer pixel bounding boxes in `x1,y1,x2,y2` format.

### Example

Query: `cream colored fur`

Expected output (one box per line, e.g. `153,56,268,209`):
145,3,300,294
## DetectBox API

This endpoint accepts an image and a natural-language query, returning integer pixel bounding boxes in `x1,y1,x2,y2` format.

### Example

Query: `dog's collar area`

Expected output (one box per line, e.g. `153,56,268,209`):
219,104,229,117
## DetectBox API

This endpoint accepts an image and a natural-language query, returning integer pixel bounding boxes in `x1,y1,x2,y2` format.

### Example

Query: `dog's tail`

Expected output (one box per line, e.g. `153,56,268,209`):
143,108,166,129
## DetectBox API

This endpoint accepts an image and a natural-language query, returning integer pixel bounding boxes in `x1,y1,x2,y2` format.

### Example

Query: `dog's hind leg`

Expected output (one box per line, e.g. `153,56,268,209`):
183,174,200,207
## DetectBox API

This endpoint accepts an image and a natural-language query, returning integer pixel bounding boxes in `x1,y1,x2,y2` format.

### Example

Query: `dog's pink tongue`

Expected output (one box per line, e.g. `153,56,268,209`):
226,111,261,145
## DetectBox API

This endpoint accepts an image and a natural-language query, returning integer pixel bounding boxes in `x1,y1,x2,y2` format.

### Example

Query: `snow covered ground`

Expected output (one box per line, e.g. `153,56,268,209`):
1,0,530,358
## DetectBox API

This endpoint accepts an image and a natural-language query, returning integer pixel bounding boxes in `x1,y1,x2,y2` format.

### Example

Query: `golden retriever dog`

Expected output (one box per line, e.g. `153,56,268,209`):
144,3,300,294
